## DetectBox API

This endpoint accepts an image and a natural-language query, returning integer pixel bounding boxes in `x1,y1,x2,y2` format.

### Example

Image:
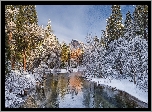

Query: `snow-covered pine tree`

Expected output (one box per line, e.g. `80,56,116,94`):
14,5,43,71
125,36,148,90
106,5,124,45
82,34,92,76
5,5,19,71
133,5,148,40
26,25,45,71
37,19,61,69
83,34,107,78
124,11,134,41
100,30,107,48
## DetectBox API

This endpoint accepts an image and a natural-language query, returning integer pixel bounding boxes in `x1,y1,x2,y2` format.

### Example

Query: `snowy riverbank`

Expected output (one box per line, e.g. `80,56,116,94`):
5,68,71,108
5,69,148,108
85,76,148,104
50,67,85,73
5,70,44,108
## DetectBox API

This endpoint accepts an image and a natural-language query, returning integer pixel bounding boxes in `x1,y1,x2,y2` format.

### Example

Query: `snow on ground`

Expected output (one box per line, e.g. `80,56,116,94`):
5,70,42,108
72,68,78,72
50,68,79,73
50,69,67,73
49,66,85,74
5,91,25,108
60,69,67,73
85,76,148,103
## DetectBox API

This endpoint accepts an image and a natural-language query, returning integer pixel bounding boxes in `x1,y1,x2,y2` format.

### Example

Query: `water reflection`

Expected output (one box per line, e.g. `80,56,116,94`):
68,72,83,95
44,74,59,108
27,72,148,108
57,73,69,100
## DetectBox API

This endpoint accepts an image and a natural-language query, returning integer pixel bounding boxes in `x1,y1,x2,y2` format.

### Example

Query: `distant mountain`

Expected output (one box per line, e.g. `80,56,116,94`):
69,39,84,67
70,39,85,49
70,39,80,49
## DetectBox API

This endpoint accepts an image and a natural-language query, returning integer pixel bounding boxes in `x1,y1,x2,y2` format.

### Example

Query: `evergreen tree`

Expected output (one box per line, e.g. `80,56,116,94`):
61,42,70,68
14,5,42,71
5,32,11,75
124,11,134,41
133,5,148,40
83,34,106,78
38,20,61,69
106,5,124,44
5,5,18,70
124,36,148,87
100,30,106,48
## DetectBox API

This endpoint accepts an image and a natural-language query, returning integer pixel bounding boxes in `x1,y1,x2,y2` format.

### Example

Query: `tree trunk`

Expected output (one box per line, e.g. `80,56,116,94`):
9,31,12,44
133,69,136,84
11,56,15,70
133,75,136,84
23,50,26,71
144,15,146,40
9,31,15,69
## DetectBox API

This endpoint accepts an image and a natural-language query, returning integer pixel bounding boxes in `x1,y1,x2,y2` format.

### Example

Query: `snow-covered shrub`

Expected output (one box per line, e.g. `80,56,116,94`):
5,70,40,108
5,91,25,108
125,36,148,91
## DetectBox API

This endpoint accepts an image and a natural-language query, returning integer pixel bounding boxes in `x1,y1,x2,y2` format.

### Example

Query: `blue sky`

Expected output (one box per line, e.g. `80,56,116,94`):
36,5,135,44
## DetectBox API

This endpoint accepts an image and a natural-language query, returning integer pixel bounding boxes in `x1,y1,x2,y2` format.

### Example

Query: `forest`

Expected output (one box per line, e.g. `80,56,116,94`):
5,5,148,108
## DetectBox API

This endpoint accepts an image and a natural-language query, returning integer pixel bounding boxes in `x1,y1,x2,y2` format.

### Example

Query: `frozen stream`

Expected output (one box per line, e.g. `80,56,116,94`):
22,72,148,108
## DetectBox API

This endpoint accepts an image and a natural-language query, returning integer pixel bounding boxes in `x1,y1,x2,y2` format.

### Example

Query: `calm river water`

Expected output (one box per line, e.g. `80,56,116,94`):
23,71,148,108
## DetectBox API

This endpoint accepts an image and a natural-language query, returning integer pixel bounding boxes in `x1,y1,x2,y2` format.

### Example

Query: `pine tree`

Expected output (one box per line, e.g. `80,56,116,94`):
5,32,11,74
83,34,105,78
133,5,148,40
39,19,61,69
124,11,134,41
14,5,42,71
100,30,107,48
106,5,124,44
5,5,18,70
61,42,70,68
45,19,53,36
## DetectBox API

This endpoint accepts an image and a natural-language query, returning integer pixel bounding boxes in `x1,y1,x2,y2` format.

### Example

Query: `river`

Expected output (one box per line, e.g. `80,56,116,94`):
22,71,148,108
